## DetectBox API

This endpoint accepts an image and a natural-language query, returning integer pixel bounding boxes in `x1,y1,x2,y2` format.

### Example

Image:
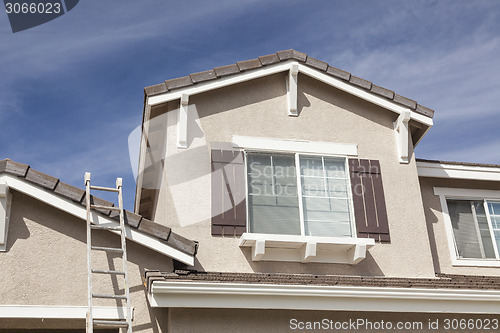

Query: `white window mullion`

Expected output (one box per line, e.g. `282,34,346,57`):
470,202,486,259
484,200,500,260
345,158,357,238
244,150,250,233
295,153,306,236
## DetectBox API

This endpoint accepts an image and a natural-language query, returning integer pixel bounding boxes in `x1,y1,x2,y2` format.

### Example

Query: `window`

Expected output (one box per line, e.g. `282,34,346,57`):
447,199,500,260
246,152,354,238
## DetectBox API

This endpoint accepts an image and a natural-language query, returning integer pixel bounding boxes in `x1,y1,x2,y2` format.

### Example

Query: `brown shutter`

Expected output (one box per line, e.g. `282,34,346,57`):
348,159,390,242
211,149,246,236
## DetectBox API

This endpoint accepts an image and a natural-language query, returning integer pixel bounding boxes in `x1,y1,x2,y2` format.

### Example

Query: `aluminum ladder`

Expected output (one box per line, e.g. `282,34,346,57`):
85,172,132,333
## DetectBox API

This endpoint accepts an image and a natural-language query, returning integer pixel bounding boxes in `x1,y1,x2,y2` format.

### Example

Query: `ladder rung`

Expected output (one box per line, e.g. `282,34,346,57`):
92,269,126,275
93,320,129,327
90,224,122,231
91,246,123,253
90,185,120,193
92,294,127,299
91,205,121,212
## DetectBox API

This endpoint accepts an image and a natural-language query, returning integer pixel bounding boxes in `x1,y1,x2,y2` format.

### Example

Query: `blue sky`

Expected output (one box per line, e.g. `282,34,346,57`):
0,0,499,209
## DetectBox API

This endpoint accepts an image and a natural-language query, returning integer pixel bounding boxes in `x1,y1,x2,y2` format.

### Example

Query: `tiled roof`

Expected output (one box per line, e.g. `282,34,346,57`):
0,159,197,256
144,49,434,118
416,158,500,169
145,270,500,291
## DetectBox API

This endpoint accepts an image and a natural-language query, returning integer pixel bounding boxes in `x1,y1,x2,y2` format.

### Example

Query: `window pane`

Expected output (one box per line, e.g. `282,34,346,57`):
487,201,500,256
300,156,323,177
447,199,492,259
247,152,300,235
324,157,346,178
327,178,348,197
301,176,325,196
473,201,496,259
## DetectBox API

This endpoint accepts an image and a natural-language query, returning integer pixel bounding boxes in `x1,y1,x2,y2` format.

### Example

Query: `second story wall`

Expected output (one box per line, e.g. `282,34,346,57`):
146,72,435,278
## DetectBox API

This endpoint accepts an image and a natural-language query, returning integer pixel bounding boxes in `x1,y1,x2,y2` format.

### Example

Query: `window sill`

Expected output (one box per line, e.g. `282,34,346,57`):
239,233,375,264
452,258,500,268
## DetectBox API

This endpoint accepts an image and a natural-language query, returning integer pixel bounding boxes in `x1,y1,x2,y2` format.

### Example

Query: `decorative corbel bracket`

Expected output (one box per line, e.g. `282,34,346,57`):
177,93,189,149
287,63,299,116
394,110,411,164
0,183,12,251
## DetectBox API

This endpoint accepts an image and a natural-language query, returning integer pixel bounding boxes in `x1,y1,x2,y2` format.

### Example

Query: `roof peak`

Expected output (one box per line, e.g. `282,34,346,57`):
144,49,434,118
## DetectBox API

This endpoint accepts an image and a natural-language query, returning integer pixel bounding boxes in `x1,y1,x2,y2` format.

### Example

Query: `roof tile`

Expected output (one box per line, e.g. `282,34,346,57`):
189,70,217,84
394,94,417,109
164,76,193,90
236,58,262,71
326,66,351,81
25,168,59,190
305,56,328,71
258,53,280,66
349,75,372,90
54,182,85,203
144,83,168,96
138,218,171,241
370,84,395,99
4,160,29,177
213,64,240,77
416,104,435,117
165,232,198,256
124,210,142,228
277,49,307,62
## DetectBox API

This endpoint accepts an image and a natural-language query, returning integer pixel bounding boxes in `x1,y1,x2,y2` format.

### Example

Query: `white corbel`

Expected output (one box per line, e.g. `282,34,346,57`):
348,243,367,265
300,241,317,263
177,94,189,149
0,183,12,251
394,110,411,164
287,63,299,116
252,239,266,261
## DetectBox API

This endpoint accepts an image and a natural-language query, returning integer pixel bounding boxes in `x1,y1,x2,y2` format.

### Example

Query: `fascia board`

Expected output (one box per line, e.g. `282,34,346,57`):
0,174,194,265
418,162,500,182
0,305,131,319
149,281,500,314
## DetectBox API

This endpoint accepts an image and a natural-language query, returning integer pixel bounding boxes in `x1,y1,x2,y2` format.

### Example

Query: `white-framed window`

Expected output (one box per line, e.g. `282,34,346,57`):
434,187,500,267
447,199,500,260
245,151,355,238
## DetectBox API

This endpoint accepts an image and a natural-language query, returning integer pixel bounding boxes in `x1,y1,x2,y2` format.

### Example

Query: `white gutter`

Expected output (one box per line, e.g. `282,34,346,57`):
0,174,194,265
417,161,500,182
0,305,132,319
149,281,500,314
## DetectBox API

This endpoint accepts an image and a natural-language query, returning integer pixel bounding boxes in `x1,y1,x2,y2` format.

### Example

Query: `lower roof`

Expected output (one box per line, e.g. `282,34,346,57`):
0,159,197,259
146,270,500,291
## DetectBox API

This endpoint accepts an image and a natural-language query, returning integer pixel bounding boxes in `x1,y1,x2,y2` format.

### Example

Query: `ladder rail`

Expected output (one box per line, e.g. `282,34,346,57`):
85,172,93,333
118,178,133,333
85,173,132,333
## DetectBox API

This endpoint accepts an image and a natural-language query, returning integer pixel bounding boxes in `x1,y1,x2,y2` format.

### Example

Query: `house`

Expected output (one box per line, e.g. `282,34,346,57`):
1,50,500,332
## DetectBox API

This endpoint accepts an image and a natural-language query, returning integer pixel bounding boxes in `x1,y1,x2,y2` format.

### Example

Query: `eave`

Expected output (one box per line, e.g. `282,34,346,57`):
148,281,500,314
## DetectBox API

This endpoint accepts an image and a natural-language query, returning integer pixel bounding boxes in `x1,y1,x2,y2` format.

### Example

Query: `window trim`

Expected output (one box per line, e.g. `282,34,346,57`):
244,150,357,238
434,187,500,267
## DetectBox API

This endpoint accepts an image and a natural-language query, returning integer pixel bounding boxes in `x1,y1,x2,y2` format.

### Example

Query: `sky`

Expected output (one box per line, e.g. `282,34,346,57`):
0,0,499,210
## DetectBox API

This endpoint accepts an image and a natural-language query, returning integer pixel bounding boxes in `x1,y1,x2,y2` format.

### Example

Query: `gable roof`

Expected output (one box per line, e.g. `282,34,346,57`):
0,159,197,262
144,49,434,118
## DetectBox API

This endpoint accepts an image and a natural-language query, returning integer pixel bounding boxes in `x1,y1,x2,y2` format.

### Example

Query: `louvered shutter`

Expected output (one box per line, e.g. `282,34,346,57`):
211,149,246,236
348,159,390,242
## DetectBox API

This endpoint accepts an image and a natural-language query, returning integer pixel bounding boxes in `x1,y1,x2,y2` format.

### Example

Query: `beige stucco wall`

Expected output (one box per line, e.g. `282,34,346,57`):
150,72,435,278
0,190,171,331
169,308,498,333
419,176,500,276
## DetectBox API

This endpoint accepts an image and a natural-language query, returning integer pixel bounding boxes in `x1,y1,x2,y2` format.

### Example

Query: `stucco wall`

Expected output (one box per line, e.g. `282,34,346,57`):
169,308,498,333
0,190,171,330
151,72,435,278
419,176,500,276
